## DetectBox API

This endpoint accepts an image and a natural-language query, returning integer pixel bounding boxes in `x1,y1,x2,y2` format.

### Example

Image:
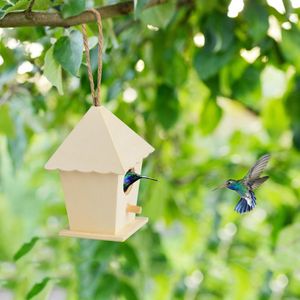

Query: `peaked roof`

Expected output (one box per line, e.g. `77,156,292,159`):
45,106,155,174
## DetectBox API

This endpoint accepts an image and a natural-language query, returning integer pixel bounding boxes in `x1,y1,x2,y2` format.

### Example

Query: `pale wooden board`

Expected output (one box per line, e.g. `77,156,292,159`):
59,217,148,242
45,106,154,173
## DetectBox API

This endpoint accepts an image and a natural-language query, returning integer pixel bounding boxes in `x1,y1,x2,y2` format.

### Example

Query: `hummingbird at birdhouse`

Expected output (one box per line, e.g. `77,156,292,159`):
215,154,270,214
124,170,157,193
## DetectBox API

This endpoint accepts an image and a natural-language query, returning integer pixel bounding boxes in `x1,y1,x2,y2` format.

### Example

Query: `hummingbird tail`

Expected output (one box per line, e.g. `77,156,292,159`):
235,192,256,214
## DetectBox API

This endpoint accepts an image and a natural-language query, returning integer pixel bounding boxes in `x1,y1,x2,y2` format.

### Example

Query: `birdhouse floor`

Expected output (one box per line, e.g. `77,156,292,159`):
59,217,148,242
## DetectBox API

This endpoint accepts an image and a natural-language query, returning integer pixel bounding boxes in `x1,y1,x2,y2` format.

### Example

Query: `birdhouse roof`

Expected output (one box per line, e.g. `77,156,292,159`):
45,106,154,174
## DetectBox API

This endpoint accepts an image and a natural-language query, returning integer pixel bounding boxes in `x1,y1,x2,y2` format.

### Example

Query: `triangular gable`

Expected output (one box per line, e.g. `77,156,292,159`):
45,106,154,174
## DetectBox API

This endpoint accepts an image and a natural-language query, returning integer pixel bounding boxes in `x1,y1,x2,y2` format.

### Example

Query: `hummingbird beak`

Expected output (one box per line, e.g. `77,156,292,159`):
212,183,227,191
140,176,158,182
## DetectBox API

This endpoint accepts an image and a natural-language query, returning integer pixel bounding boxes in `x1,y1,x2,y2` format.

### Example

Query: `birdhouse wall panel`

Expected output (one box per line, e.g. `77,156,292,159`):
60,171,119,234
115,175,127,232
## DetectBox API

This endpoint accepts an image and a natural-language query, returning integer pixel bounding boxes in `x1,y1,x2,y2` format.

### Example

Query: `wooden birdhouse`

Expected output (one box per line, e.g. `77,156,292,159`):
45,106,155,242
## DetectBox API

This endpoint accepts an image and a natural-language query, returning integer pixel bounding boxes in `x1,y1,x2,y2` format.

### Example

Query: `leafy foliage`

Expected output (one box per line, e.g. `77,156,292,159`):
26,277,51,299
61,0,86,18
53,30,83,76
0,0,300,299
44,46,63,95
13,237,40,261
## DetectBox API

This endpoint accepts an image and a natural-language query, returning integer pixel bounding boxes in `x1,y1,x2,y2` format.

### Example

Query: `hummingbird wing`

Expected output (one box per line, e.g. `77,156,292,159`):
234,190,256,214
244,154,270,182
248,176,269,190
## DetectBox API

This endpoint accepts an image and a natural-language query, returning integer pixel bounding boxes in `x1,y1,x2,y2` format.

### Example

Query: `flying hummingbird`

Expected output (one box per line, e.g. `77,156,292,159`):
215,154,270,214
123,170,158,193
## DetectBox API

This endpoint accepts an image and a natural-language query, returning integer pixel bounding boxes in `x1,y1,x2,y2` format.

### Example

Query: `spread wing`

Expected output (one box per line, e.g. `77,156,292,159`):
248,176,269,190
244,154,270,182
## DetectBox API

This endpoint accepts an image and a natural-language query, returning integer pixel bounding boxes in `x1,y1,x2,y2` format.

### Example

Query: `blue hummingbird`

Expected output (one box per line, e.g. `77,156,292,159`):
216,154,270,214
123,170,157,193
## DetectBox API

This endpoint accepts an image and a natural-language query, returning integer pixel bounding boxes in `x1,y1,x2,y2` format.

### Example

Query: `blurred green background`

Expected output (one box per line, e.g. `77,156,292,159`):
1,0,300,299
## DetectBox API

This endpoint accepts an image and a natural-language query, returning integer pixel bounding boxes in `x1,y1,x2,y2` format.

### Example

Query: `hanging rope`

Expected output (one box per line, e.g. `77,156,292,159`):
81,8,103,107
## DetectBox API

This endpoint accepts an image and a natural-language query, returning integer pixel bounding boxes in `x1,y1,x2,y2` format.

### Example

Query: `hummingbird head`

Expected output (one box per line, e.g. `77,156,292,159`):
214,179,237,191
225,179,238,190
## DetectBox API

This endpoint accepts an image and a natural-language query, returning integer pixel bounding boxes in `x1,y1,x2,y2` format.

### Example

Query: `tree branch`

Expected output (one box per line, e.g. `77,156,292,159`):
0,0,168,28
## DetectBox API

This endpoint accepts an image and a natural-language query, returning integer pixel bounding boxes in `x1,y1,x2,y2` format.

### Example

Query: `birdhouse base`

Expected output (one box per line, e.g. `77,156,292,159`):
59,217,148,242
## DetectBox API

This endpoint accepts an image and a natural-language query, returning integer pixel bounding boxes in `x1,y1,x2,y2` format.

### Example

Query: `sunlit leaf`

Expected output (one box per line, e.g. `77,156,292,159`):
134,0,149,19
243,0,269,42
119,243,140,274
44,46,63,95
141,0,176,28
280,26,300,71
285,76,300,150
32,0,54,10
7,111,27,170
61,0,85,18
13,237,40,261
120,281,139,300
53,30,83,76
199,98,222,134
26,277,50,300
0,105,15,137
95,274,118,298
3,0,28,14
153,42,188,86
1,0,53,15
262,99,289,137
232,66,262,108
194,46,236,80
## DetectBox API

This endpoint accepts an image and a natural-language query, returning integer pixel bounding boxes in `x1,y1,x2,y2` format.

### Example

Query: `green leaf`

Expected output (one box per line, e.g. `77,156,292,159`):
153,41,188,86
61,0,85,18
33,0,54,10
141,0,176,28
194,13,236,80
95,274,118,298
232,66,262,108
44,46,63,95
280,26,300,72
243,0,269,42
199,98,222,134
134,0,149,19
0,105,15,137
155,84,179,129
204,12,234,53
0,4,11,19
285,77,300,150
0,0,55,18
26,277,50,300
53,30,83,76
194,46,236,80
3,0,28,14
262,99,289,137
13,237,39,261
120,281,139,300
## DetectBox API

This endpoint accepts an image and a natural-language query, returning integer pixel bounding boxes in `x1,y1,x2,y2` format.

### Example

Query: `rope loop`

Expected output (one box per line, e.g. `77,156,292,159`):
81,8,103,106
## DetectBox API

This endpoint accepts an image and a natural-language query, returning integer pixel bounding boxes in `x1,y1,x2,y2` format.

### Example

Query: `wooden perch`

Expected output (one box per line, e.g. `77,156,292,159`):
0,0,168,28
127,204,142,214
